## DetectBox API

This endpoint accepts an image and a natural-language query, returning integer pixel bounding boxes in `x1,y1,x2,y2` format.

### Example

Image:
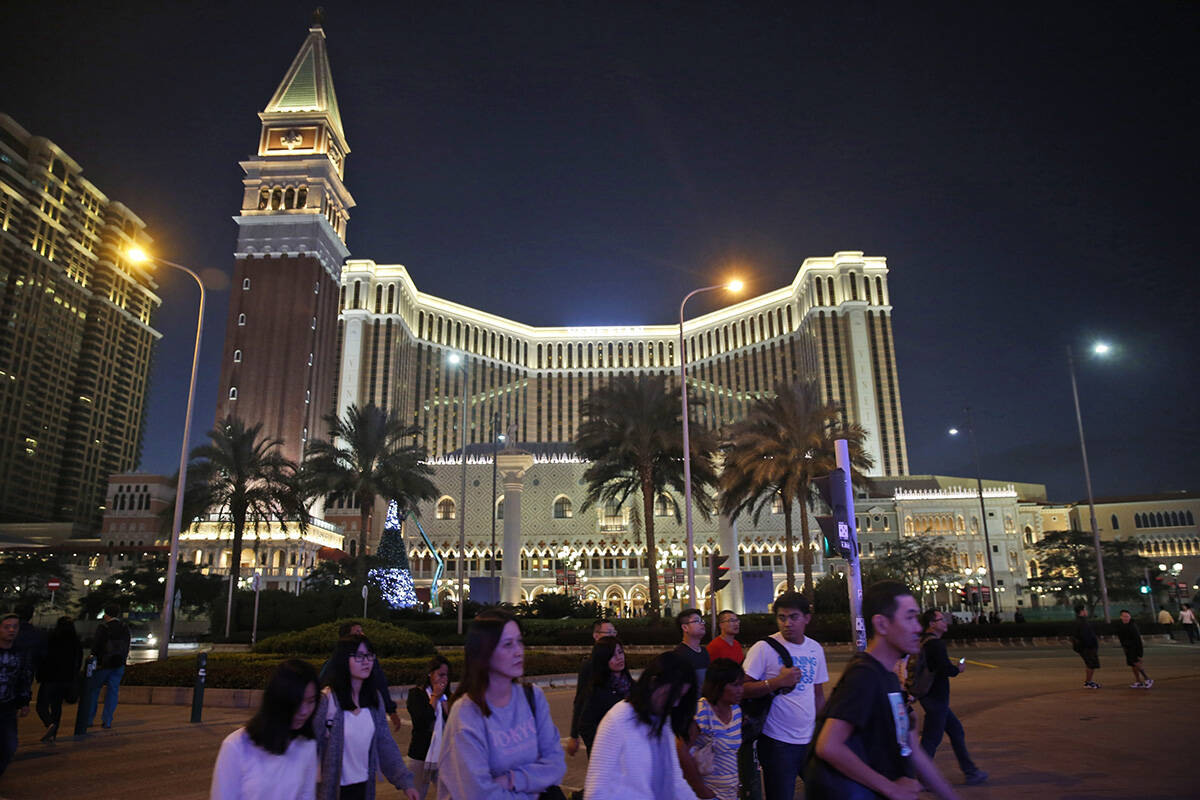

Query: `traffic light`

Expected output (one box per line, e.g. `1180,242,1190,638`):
710,550,731,595
814,468,855,559
1139,583,1150,595
959,587,969,604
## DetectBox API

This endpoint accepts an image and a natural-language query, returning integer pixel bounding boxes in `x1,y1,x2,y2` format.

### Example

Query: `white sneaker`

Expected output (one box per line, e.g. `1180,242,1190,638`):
1143,678,1154,688
1130,682,1144,688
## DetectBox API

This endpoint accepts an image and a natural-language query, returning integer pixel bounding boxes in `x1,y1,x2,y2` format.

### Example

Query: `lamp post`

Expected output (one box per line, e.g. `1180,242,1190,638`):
949,407,1000,617
127,247,204,661
448,353,469,635
679,279,742,608
490,411,503,583
1067,342,1112,622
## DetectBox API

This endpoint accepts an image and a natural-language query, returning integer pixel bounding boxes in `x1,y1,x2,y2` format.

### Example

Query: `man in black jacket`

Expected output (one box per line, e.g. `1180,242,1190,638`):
1071,604,1101,688
917,610,987,785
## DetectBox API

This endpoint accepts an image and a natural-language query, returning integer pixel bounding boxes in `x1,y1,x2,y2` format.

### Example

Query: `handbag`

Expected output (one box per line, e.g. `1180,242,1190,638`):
690,731,715,776
522,684,568,800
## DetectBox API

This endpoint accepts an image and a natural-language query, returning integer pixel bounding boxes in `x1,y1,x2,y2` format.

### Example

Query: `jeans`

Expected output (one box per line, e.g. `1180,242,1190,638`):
738,740,764,800
1186,624,1198,644
0,709,18,777
85,666,125,727
919,697,977,774
757,735,808,800
339,783,367,800
36,681,70,729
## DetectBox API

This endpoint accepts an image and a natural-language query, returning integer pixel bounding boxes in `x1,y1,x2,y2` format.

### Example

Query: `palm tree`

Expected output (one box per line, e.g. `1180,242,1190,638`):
302,404,439,576
188,416,307,637
574,374,719,616
720,381,873,598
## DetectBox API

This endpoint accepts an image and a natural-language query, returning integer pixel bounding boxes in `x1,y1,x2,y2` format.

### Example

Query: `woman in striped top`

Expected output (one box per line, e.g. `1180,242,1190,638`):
694,658,744,800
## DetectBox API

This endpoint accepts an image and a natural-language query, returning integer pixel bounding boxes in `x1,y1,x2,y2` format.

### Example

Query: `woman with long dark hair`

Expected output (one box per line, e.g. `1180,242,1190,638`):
35,616,82,743
210,659,321,799
316,634,418,800
437,609,565,799
406,654,451,798
583,651,701,800
572,636,632,754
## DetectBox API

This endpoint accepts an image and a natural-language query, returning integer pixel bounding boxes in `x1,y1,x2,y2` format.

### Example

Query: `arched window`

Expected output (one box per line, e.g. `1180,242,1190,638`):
1111,514,1119,530
296,187,307,208
553,496,573,519
387,284,395,314
496,496,504,520
233,349,242,363
655,494,676,517
242,278,250,290
258,188,270,210
228,387,238,400
237,313,246,326
284,187,295,209
1156,512,1165,527
1135,514,1143,528
772,494,784,514
271,188,282,210
815,280,824,306
374,285,383,313
1188,511,1195,526
875,277,884,304
436,497,456,520
1170,511,1180,526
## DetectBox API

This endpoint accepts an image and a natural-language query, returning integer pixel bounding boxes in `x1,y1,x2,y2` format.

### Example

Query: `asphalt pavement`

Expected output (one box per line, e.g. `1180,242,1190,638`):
2,642,1197,799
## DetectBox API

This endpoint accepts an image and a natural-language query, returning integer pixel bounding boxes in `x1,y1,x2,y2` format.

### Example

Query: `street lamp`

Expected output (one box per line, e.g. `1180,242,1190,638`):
679,278,743,607
1160,562,1184,611
448,353,469,635
1067,341,1113,622
949,409,1000,617
126,247,205,661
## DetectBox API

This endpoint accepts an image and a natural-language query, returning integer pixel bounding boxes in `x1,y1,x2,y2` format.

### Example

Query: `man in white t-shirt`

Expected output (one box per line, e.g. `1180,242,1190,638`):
741,591,829,800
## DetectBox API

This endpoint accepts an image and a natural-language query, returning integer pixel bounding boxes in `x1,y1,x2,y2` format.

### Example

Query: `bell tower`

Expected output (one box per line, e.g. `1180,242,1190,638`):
215,11,354,465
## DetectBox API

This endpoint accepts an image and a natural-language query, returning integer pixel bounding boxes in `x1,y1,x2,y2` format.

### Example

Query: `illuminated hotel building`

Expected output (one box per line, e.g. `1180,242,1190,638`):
336,251,909,477
0,114,161,536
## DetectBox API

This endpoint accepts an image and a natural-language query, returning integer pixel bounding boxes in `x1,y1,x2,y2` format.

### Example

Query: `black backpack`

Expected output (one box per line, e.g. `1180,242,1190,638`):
98,620,131,669
905,637,935,700
740,636,793,745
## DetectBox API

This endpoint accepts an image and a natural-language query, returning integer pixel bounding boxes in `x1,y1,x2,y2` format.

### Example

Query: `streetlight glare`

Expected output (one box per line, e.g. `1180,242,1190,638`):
448,353,462,365
727,279,744,293
1092,342,1111,356
948,427,959,436
127,246,149,263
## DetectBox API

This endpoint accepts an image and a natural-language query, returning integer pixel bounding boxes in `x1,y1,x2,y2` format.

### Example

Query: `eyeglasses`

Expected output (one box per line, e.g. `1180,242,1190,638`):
351,652,376,662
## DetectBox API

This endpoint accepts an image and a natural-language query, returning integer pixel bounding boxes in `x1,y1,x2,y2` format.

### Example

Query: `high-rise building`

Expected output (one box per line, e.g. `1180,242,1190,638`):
214,15,353,466
0,114,161,536
337,251,909,476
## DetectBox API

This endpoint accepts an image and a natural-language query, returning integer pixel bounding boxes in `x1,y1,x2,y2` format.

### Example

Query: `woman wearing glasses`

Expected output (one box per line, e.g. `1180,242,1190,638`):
316,634,419,800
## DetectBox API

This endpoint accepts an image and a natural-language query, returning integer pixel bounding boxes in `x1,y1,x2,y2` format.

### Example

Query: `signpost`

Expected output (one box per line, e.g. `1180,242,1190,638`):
47,578,61,606
250,574,262,646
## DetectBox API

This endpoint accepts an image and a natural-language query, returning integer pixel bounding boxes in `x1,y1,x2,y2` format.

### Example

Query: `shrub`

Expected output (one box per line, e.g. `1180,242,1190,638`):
253,618,435,658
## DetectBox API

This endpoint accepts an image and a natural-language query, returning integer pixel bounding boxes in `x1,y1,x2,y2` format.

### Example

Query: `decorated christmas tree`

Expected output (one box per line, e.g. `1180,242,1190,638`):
368,500,418,608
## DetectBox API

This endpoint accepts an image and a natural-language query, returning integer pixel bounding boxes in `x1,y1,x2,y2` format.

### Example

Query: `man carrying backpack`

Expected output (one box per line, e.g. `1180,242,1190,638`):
84,604,130,731
741,591,829,800
910,609,987,786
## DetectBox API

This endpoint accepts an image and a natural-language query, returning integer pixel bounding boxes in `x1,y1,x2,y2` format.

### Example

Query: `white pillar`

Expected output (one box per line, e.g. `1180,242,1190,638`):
497,450,535,605
718,513,745,614
843,304,884,477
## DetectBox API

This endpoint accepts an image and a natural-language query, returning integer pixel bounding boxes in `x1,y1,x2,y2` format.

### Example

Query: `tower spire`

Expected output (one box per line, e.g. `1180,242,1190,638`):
260,12,348,158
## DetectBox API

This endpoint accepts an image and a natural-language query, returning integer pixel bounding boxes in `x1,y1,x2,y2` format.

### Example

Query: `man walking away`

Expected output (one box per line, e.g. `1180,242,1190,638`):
1180,604,1198,644
1071,604,1101,688
741,591,829,800
706,610,743,664
0,614,33,777
1157,607,1175,640
805,582,960,800
1115,610,1153,688
916,610,987,784
85,604,130,729
13,604,47,676
567,618,617,757
673,608,711,689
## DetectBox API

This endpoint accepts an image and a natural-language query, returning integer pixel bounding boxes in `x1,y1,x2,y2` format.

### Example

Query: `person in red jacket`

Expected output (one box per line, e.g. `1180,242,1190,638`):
706,611,744,664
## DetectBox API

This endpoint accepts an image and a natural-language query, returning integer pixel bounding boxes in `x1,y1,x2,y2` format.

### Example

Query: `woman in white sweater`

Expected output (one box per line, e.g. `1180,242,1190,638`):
584,651,701,800
211,659,320,800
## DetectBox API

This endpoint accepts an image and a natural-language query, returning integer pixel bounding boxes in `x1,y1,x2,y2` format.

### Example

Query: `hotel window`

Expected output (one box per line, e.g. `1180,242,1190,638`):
1111,514,1119,530
237,313,246,326
228,387,238,400
553,496,573,518
242,278,250,290
233,349,242,363
655,494,675,517
437,498,456,520
496,497,504,520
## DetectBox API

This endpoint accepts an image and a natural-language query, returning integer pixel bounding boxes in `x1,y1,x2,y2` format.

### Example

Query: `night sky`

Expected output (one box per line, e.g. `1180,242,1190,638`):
5,1,1197,503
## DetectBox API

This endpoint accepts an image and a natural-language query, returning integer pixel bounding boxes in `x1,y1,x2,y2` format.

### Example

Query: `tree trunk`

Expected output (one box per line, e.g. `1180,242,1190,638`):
798,489,815,601
642,473,660,617
782,501,796,593
226,506,247,638
358,494,373,578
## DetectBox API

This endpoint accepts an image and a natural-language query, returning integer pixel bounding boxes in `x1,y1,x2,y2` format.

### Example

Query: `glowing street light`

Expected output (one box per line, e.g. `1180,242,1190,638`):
948,410,1000,616
679,279,744,607
127,247,205,660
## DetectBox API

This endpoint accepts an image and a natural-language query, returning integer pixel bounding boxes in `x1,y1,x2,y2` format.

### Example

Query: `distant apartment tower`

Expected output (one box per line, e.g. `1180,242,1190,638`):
213,16,353,465
0,114,162,535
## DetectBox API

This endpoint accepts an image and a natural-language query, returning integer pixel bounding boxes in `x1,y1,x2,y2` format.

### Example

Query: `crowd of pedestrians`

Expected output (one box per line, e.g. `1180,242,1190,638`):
3,585,1189,797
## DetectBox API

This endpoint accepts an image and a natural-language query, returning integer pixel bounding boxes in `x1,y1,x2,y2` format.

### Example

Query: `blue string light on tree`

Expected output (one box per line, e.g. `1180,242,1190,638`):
368,500,417,608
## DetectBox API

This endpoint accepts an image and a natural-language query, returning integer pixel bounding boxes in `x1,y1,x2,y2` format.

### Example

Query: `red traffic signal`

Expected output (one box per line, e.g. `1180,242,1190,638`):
710,551,731,595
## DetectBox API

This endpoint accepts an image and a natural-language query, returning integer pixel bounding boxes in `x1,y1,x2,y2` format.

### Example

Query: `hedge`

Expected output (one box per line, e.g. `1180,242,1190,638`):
253,619,435,658
123,649,666,690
